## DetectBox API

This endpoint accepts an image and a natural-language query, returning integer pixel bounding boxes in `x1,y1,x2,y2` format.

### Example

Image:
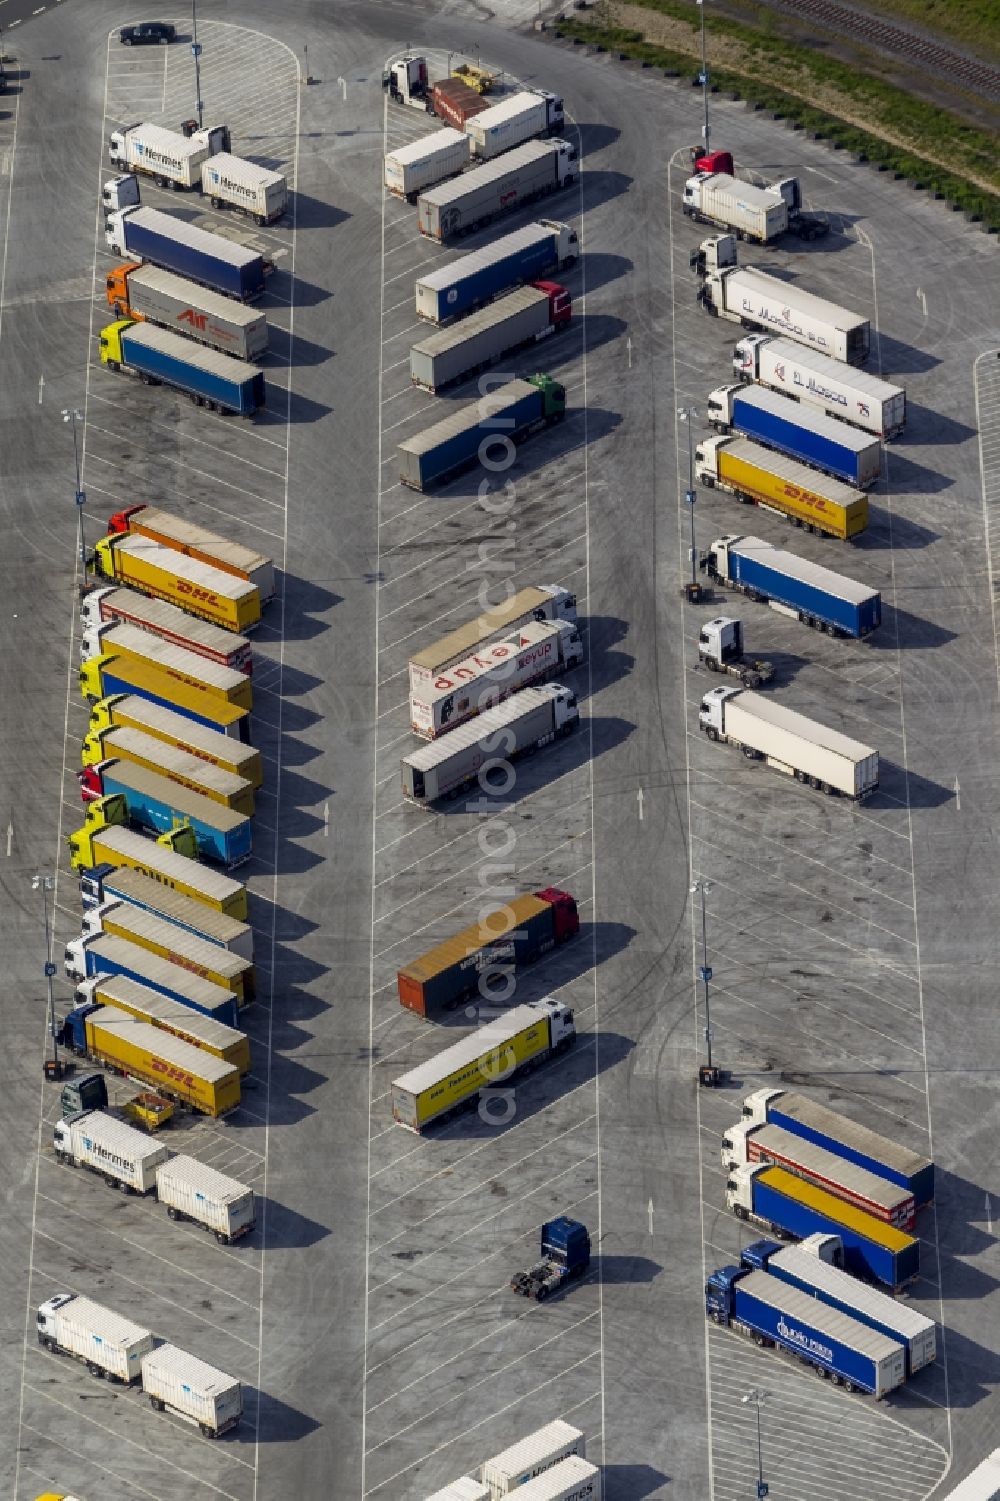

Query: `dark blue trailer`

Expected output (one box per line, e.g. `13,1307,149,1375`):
706,1265,906,1397
414,220,578,324
709,382,882,488
397,374,565,491
65,932,240,1028
101,320,265,417
106,205,267,300
704,534,881,637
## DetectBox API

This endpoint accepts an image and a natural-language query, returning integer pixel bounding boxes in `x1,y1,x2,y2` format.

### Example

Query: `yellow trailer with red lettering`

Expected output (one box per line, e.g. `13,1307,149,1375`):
696,434,868,541
93,534,261,632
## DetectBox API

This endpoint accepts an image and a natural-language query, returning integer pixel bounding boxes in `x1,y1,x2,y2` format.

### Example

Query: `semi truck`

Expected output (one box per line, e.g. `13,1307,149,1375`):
81,621,253,711
409,584,577,690
726,1162,919,1289
397,888,579,1018
398,374,565,491
67,982,250,1075
696,434,868,540
78,899,254,1003
52,1108,170,1194
391,997,577,1130
696,617,773,688
103,171,141,212
410,618,584,737
79,866,254,960
64,1009,241,1116
401,684,579,805
741,1086,934,1206
107,502,276,603
384,127,469,201
78,762,252,868
739,1235,936,1375
510,1216,591,1301
93,534,262,633
721,1119,916,1228
707,383,882,489
383,53,431,109
68,822,249,921
417,140,577,242
505,1460,601,1501
415,220,578,324
699,684,879,800
81,587,252,673
80,654,250,740
683,171,800,243
155,1155,255,1242
700,535,881,638
83,725,254,815
104,262,268,361
704,1265,905,1397
36,1294,153,1385
465,89,565,159
695,239,871,364
201,152,288,223
733,334,906,438
106,206,269,300
88,693,261,778
141,1344,243,1436
64,933,239,1027
481,1422,586,1496
108,120,229,189
99,319,266,418
410,282,571,393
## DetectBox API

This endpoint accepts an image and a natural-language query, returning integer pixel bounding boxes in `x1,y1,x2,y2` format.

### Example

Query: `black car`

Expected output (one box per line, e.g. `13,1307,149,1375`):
791,212,831,241
119,21,176,45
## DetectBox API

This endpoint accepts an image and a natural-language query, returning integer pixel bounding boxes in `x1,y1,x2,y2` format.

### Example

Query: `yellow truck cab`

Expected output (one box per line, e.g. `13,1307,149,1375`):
99,318,132,370
68,798,199,870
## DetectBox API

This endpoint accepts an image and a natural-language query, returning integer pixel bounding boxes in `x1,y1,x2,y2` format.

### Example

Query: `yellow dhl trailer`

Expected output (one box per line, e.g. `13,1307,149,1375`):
68,821,249,921
696,434,868,540
83,724,254,815
80,653,250,738
93,533,261,633
82,1010,240,1117
109,503,275,603
84,898,255,1003
84,621,253,709
83,972,251,1075
89,693,261,783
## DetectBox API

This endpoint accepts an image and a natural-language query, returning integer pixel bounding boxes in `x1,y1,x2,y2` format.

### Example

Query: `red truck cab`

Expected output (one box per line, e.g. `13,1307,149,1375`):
531,281,573,327
536,887,579,942
107,503,146,535
693,150,734,176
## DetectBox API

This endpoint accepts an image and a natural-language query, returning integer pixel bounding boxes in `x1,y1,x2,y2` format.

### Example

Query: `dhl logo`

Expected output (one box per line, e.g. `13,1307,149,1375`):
779,482,829,514
175,580,221,606
168,951,213,982
150,1058,196,1087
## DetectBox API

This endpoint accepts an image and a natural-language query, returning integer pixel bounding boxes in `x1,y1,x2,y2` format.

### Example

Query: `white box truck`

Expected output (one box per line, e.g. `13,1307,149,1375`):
52,1109,170,1194
699,684,878,799
201,152,288,224
401,684,578,804
481,1420,586,1497
507,1458,601,1501
409,585,577,691
410,618,584,737
696,247,870,364
141,1343,243,1436
109,121,229,190
465,89,565,159
155,1154,256,1242
683,172,799,243
385,127,469,200
36,1294,153,1384
733,333,906,438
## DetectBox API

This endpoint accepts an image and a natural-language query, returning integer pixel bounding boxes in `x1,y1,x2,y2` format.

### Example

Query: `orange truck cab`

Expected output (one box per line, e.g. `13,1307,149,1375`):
106,260,142,319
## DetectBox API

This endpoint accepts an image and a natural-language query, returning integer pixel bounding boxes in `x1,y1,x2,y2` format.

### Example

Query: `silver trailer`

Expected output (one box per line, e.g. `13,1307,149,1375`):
384,127,469,200
699,684,878,799
733,334,906,437
700,264,870,364
155,1154,256,1242
141,1343,243,1435
108,263,268,360
417,140,577,242
201,152,288,223
465,89,564,159
409,283,568,392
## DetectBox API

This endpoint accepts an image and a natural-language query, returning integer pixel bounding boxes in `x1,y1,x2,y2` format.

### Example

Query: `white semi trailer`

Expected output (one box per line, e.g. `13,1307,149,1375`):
699,684,878,799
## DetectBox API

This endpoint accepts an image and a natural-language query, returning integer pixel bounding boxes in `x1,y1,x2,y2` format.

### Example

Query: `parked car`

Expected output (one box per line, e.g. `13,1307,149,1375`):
119,21,176,45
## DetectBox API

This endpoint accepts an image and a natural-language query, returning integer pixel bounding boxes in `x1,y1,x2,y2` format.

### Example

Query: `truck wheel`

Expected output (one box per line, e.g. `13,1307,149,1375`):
535,1285,549,1301
215,1231,230,1244
150,1396,165,1411
108,360,120,373
123,35,132,43
706,727,719,742
829,1373,841,1386
156,175,167,189
119,1180,133,1194
753,1334,765,1347
200,1422,217,1438
814,1364,828,1379
711,1310,722,1324
735,1206,748,1220
88,1362,102,1377
843,1379,855,1394
167,1205,179,1219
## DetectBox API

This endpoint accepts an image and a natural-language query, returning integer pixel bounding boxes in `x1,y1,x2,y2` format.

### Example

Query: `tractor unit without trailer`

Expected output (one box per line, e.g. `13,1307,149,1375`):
733,334,906,439
397,374,565,491
702,535,881,638
409,584,577,691
410,282,571,393
400,684,579,804
740,1235,936,1375
391,997,576,1131
415,220,579,324
741,1086,935,1206
417,140,578,243
396,889,579,1018
699,684,879,799
705,1265,906,1397
697,617,773,688
726,1162,919,1290
510,1216,591,1301
696,435,868,541
706,383,882,490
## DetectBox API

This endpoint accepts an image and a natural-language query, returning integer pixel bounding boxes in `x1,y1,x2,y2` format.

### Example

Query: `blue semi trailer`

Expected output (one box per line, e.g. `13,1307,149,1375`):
397,374,565,492
726,1162,920,1291
706,1265,906,1397
708,381,882,488
742,1087,934,1207
702,534,881,638
414,219,579,324
100,319,265,417
62,933,239,1028
106,205,268,299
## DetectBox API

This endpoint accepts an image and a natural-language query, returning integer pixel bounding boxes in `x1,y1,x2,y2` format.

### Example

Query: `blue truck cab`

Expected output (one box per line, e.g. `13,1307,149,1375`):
510,1215,591,1300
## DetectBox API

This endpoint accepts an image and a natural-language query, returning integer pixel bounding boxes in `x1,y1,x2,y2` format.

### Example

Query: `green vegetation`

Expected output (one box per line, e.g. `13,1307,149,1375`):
553,13,1000,230
860,0,1000,61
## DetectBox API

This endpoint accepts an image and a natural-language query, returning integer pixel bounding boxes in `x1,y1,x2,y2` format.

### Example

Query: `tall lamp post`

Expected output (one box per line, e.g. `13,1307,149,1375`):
61,407,86,567
741,1388,769,1498
690,876,720,1086
697,0,711,157
32,874,61,1078
678,407,702,601
192,0,204,127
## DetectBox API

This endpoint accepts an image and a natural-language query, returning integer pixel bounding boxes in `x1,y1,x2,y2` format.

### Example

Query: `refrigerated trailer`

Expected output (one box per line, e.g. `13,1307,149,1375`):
697,254,871,364
464,89,565,159
410,617,583,737
733,334,906,438
699,684,879,799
